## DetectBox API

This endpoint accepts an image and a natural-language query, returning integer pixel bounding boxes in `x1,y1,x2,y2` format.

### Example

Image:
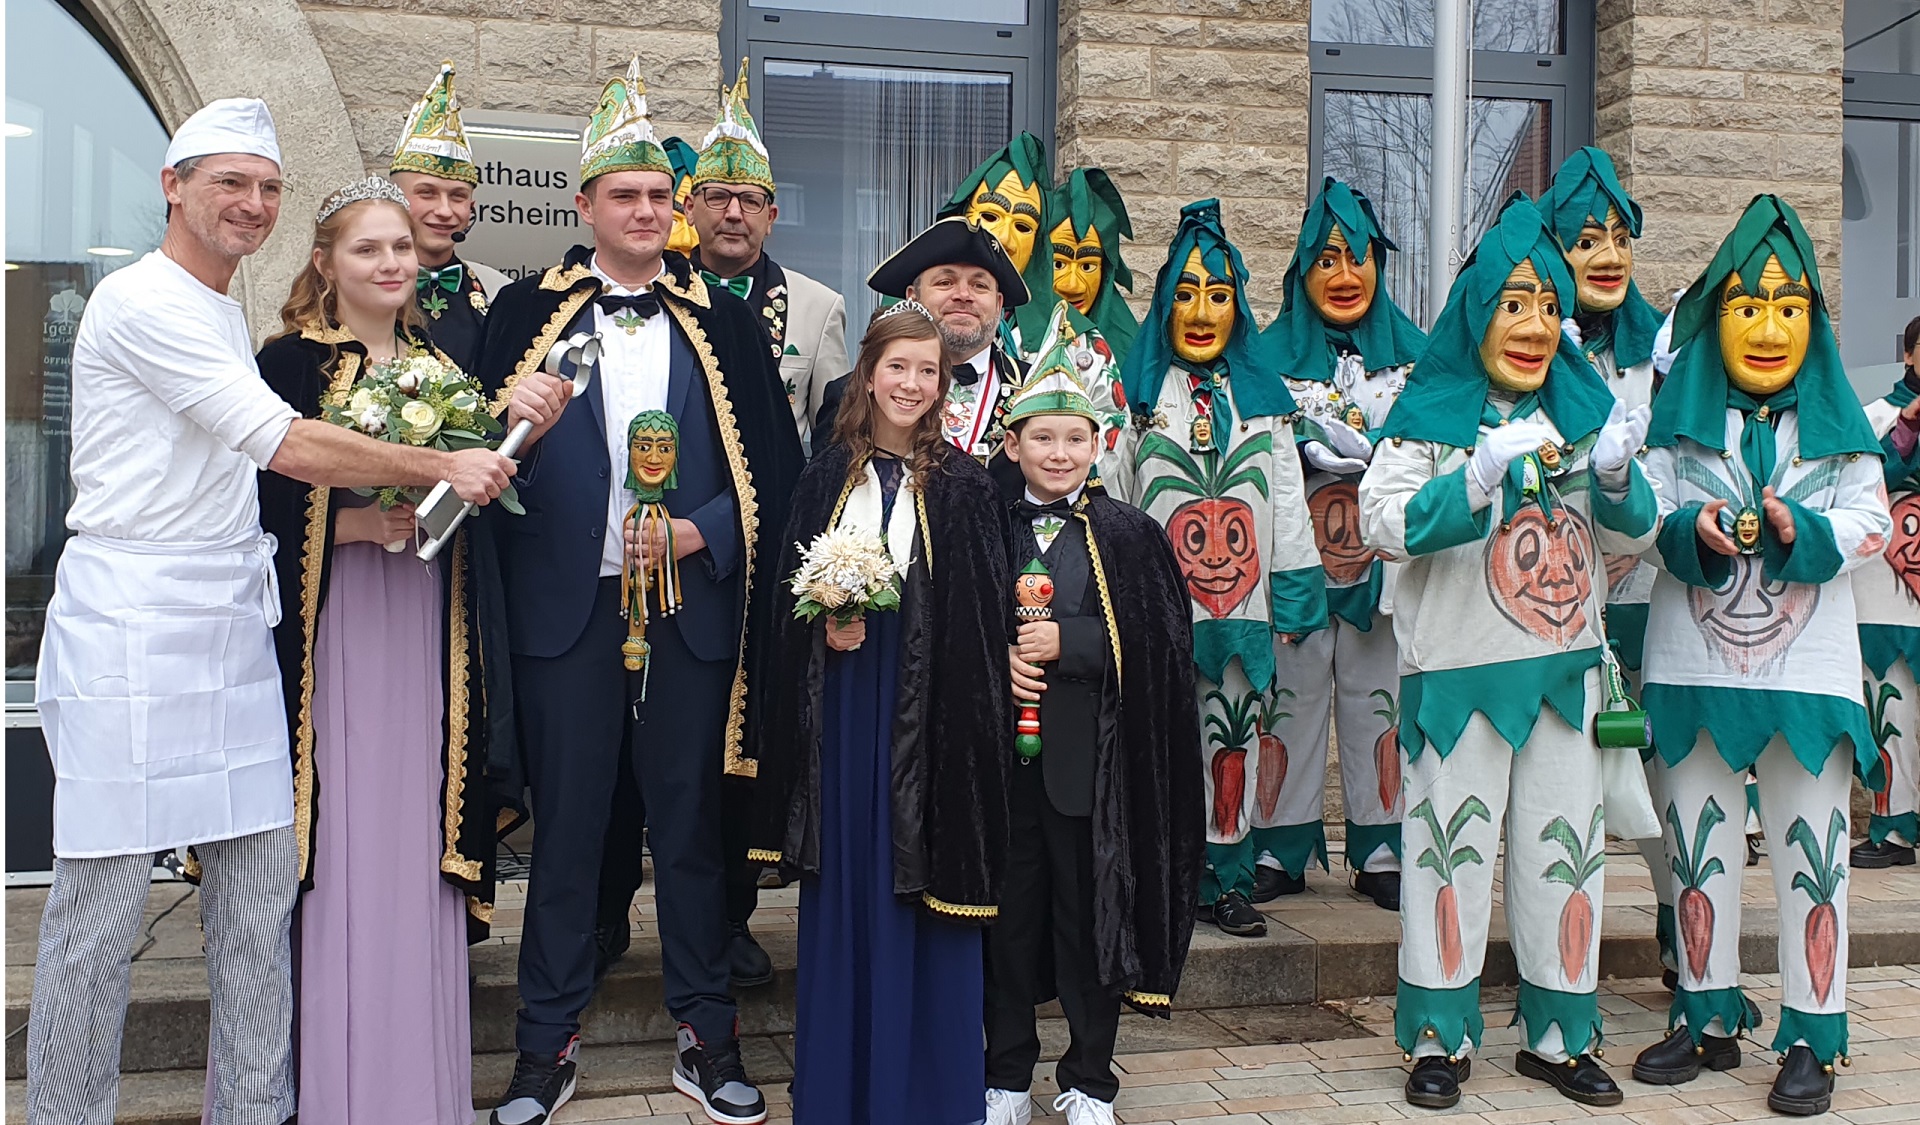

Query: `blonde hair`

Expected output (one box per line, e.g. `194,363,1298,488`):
274,197,427,344
832,304,955,488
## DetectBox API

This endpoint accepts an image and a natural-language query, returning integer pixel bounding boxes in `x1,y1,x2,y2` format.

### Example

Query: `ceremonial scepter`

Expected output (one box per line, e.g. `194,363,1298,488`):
1014,559,1055,765
415,332,603,563
619,410,684,700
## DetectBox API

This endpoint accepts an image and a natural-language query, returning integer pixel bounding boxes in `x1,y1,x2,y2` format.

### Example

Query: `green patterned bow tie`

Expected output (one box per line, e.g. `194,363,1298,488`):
417,264,464,294
699,270,753,300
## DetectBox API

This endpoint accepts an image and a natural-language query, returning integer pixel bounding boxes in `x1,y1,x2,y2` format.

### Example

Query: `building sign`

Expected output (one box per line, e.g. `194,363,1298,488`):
460,110,588,282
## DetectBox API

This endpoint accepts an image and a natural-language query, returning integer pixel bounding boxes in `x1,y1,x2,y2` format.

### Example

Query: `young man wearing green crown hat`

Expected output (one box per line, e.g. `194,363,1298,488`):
1360,194,1658,1110
475,55,803,1125
987,302,1203,1125
1630,196,1891,1117
1107,199,1325,940
1256,177,1427,912
389,62,510,375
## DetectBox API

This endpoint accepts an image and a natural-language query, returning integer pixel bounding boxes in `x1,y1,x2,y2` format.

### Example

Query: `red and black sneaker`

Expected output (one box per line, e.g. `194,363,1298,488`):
490,1035,579,1125
672,1022,767,1125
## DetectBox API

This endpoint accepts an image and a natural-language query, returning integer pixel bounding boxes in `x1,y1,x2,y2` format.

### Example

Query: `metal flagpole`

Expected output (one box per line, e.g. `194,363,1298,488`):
1429,0,1471,325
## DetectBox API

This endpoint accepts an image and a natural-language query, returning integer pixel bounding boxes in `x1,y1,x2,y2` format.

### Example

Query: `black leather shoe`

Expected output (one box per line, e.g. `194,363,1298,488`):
728,922,774,988
1404,1056,1469,1109
1632,1025,1741,1084
1661,967,1678,992
1767,1045,1835,1116
1209,891,1267,937
1251,865,1305,903
1851,838,1916,868
1515,1050,1623,1106
593,921,630,984
1353,869,1401,911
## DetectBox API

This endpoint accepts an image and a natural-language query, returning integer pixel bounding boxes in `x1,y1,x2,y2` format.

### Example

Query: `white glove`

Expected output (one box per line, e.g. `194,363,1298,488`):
1561,316,1584,350
1467,419,1556,498
1302,440,1369,476
1319,415,1376,461
1590,401,1651,485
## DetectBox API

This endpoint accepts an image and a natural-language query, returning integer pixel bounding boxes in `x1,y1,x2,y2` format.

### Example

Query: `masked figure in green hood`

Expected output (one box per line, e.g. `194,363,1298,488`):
1362,194,1657,1111
662,136,701,259
1633,196,1887,1115
1105,199,1324,941
1032,166,1139,463
1254,178,1426,910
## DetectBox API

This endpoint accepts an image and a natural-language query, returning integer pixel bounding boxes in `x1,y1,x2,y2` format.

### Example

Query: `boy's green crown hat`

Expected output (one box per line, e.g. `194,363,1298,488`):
1003,301,1101,427
389,62,478,186
1647,193,1878,460
692,58,774,196
580,56,673,186
1539,146,1663,369
1050,166,1140,365
1264,176,1425,384
1380,192,1615,448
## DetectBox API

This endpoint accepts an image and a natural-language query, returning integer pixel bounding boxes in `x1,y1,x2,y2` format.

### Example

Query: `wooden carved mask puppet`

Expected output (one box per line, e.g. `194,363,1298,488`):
621,409,683,690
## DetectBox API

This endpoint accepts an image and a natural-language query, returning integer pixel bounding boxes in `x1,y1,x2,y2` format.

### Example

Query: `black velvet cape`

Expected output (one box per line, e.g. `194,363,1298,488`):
1021,491,1205,1014
253,326,520,940
752,441,1014,920
474,245,804,781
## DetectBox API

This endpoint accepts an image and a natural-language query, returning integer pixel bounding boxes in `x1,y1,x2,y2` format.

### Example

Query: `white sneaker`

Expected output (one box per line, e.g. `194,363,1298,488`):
985,1087,1032,1125
1053,1088,1116,1125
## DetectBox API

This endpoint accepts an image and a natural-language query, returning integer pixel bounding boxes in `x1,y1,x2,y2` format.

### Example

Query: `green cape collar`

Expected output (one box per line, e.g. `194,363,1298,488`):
1265,177,1426,384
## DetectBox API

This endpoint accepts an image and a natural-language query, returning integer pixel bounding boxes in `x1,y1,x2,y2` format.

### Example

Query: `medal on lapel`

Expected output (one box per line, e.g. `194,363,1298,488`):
470,290,488,313
1190,412,1217,455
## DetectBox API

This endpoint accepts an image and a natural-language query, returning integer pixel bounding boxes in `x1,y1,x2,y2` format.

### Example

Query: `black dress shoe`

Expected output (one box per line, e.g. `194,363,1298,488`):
1632,1025,1742,1084
593,921,630,984
1404,1055,1469,1109
1353,869,1401,911
1851,838,1917,868
728,921,774,988
1251,865,1305,903
1515,1050,1623,1106
1209,891,1267,937
1661,967,1678,992
1767,1045,1835,1116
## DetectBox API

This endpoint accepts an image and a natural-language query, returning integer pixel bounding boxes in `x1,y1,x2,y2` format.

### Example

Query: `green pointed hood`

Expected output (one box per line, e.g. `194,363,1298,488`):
1539,146,1663,370
941,132,1056,346
1264,176,1426,384
663,136,699,185
1049,167,1140,366
1381,193,1615,448
1119,199,1296,421
1648,194,1878,459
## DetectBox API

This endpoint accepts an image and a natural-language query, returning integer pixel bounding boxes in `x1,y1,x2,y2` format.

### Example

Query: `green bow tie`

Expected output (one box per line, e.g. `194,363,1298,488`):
417,264,464,294
700,270,753,300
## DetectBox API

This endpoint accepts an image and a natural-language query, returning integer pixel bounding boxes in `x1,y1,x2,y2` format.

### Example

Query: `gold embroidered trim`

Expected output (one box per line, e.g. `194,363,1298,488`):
292,352,363,879
538,262,592,292
915,489,933,580
746,848,782,863
659,268,713,310
439,528,480,882
1123,990,1171,1009
492,287,595,418
922,892,996,919
466,895,494,923
1076,511,1122,692
297,321,355,345
662,297,760,779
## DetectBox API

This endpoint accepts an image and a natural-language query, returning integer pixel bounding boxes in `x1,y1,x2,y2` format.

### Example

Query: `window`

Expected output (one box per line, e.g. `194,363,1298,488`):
1310,0,1593,323
6,0,170,682
724,1,1052,329
1842,1,1920,381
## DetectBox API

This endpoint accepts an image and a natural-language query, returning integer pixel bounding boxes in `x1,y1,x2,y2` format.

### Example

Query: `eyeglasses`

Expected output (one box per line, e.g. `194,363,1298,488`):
197,169,288,203
695,187,770,215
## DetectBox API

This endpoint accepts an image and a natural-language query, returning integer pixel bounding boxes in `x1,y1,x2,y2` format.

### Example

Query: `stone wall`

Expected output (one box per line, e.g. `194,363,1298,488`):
1055,0,1312,323
1595,0,1846,316
296,0,725,179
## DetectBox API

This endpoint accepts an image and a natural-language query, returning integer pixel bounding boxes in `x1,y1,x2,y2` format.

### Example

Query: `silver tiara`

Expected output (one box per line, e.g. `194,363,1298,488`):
875,299,936,326
316,175,410,224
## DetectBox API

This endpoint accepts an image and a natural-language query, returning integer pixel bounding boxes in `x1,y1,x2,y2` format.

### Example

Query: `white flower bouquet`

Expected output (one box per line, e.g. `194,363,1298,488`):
322,348,524,518
790,526,906,624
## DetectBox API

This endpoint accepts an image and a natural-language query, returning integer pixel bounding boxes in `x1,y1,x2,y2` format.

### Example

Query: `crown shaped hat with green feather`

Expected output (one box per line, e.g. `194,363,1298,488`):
390,62,477,186
580,56,672,186
1004,301,1100,428
693,58,774,195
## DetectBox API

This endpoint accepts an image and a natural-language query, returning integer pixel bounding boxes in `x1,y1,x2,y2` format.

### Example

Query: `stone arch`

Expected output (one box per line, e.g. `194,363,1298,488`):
80,0,365,333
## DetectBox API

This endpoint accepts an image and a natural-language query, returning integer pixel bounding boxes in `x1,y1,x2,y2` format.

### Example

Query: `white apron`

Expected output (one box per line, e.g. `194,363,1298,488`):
36,531,292,858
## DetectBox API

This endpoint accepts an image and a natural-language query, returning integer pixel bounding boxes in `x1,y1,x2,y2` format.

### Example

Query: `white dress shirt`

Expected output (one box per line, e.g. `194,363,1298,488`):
593,255,670,577
1025,482,1085,554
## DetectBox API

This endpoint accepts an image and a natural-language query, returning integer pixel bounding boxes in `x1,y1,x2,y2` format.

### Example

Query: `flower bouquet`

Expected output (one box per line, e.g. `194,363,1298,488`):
322,348,522,549
790,525,906,624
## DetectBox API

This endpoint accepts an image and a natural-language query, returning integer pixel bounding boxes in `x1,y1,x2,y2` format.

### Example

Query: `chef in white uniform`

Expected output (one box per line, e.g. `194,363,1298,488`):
25,99,518,1125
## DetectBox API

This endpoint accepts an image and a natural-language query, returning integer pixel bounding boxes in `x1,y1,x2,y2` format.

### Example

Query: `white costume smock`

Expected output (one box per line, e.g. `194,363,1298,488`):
1856,387,1920,849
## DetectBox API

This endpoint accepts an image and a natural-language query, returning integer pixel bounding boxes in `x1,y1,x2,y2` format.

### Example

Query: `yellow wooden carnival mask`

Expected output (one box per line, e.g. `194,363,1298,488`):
1564,205,1632,314
1479,258,1560,393
1051,220,1104,314
967,170,1044,273
667,172,699,257
1171,247,1235,366
628,423,679,493
1719,255,1812,397
1304,225,1377,327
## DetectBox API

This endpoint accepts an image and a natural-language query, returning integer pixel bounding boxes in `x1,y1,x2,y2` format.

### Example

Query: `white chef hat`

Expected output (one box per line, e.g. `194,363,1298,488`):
163,98,282,171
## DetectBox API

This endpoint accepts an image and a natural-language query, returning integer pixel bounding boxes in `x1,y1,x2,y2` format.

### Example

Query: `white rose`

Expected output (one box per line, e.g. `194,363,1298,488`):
348,388,376,414
400,399,441,441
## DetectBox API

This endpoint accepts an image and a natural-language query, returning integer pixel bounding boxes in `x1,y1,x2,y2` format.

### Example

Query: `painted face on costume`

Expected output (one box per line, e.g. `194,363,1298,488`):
1479,258,1560,393
967,171,1044,273
667,172,698,257
1050,221,1105,314
1015,568,1055,610
1304,226,1377,327
1565,206,1633,314
1719,256,1813,397
628,426,679,491
1170,247,1236,365
1689,555,1819,674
